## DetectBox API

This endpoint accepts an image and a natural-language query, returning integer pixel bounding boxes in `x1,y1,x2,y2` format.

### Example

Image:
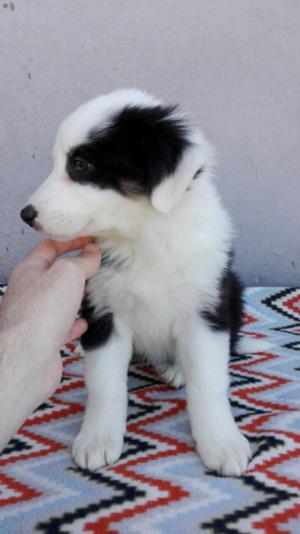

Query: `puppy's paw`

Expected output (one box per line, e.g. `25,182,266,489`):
155,363,185,389
72,423,124,471
196,428,251,477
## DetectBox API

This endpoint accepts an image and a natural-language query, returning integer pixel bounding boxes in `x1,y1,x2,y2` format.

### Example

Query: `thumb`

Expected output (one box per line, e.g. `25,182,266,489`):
68,243,101,279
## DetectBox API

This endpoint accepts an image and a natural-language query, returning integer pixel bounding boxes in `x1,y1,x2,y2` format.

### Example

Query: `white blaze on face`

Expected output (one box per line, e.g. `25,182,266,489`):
28,175,91,238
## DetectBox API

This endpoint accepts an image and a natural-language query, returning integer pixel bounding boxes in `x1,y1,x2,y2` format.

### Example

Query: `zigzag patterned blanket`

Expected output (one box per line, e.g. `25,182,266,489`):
0,286,300,533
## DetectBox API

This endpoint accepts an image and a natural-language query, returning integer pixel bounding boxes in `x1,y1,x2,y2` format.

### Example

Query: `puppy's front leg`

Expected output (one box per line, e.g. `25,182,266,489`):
72,317,131,471
177,317,251,476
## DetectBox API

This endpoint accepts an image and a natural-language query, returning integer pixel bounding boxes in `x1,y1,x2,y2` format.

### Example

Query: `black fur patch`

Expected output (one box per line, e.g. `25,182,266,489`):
202,268,244,351
80,298,113,351
66,105,190,197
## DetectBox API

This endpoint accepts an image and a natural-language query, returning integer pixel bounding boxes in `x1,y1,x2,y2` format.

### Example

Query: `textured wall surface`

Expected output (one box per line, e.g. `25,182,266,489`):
0,1,299,285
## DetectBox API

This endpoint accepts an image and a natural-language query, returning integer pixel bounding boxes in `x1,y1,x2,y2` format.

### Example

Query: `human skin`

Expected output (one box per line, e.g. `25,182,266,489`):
0,238,101,453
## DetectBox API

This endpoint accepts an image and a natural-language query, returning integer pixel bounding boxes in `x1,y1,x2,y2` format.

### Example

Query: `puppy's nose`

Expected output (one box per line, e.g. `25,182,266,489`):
20,204,38,227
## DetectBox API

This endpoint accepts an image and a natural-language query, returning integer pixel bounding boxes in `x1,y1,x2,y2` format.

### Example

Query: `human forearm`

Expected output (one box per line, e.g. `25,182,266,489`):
0,329,34,452
0,239,100,454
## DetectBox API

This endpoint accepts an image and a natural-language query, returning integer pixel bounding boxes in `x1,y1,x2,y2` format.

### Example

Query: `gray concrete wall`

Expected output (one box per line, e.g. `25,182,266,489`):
1,0,299,285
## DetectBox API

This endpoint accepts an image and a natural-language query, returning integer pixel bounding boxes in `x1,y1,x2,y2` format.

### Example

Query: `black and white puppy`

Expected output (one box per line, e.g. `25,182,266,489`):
21,89,257,476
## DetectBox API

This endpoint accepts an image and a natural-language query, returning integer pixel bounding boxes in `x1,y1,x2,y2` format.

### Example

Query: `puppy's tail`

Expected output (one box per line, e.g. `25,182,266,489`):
234,336,274,355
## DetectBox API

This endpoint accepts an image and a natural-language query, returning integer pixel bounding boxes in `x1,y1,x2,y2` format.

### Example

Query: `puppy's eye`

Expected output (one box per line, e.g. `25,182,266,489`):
72,157,92,172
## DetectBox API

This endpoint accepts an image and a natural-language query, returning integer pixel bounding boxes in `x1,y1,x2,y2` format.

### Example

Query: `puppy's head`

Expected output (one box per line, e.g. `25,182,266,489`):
21,88,211,240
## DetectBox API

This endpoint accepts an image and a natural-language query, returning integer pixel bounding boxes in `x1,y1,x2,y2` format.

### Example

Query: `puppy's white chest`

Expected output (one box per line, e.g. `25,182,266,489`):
123,282,178,358
89,257,185,358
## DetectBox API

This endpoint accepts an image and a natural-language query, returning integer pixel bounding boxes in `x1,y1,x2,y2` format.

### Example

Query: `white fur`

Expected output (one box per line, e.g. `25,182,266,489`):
26,89,251,476
154,362,185,389
177,318,251,475
72,318,131,469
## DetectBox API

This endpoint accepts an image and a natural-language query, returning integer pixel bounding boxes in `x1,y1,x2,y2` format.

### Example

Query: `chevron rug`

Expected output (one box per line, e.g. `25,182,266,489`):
0,286,300,533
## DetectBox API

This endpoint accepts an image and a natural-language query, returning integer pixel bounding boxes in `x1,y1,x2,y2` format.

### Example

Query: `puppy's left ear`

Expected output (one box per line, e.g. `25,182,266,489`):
126,103,213,213
150,140,207,214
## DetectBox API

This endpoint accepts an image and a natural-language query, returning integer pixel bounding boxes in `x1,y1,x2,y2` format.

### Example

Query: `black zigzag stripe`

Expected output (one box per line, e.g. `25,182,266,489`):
249,435,285,461
230,353,253,363
229,371,268,423
35,375,162,533
284,341,300,351
201,474,298,534
129,367,162,388
230,400,267,424
33,402,54,413
35,468,146,533
128,397,161,422
262,288,300,321
35,432,156,533
272,322,300,335
60,349,75,359
230,371,260,388
121,434,156,460
2,436,33,456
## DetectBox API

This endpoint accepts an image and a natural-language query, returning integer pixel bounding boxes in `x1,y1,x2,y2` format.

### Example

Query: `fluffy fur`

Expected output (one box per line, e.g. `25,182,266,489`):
21,88,253,476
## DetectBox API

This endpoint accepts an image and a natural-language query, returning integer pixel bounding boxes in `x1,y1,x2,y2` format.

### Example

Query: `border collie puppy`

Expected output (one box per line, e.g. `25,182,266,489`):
21,89,253,476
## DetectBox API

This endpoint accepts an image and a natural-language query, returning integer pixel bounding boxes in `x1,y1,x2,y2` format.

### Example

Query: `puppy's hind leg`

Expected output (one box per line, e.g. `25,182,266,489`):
72,314,131,471
154,361,185,389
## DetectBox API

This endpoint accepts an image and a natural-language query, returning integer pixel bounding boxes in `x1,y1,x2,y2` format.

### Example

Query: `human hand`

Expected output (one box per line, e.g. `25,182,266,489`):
1,237,100,346
0,238,100,452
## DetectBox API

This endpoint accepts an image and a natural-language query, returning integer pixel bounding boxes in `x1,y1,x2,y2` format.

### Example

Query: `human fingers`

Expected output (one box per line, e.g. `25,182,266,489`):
66,243,101,279
65,318,88,343
21,237,95,271
51,237,95,257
